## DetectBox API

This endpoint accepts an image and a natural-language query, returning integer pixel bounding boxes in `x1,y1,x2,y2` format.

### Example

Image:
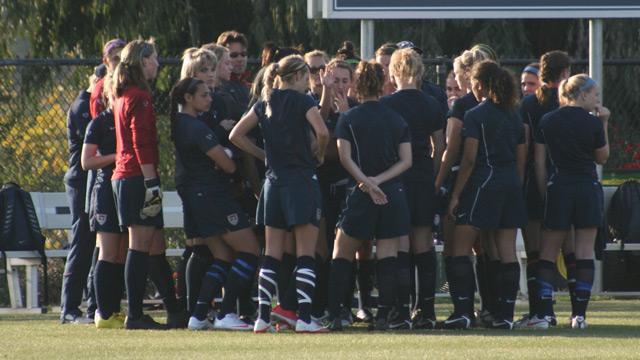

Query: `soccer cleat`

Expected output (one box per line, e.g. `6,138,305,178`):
166,310,189,329
411,310,437,330
311,311,329,325
490,319,514,330
548,315,558,327
441,314,472,330
368,317,390,331
295,319,329,333
513,314,531,329
214,313,252,331
389,319,412,330
525,315,551,330
253,318,275,333
340,307,354,327
276,321,291,332
356,308,374,323
271,305,298,327
477,309,495,328
125,314,166,330
326,317,343,331
571,316,587,329
95,311,124,329
61,312,94,325
187,316,215,331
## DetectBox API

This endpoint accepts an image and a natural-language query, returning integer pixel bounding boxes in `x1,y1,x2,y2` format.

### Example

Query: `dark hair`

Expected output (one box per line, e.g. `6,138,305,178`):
169,77,205,141
375,43,397,57
471,60,518,110
261,42,277,67
536,50,571,105
112,39,156,97
354,60,385,100
216,30,248,48
336,41,360,61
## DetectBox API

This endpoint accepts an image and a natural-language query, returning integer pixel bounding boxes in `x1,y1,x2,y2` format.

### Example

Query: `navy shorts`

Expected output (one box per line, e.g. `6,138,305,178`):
338,181,410,241
112,176,164,229
456,184,526,230
543,179,604,230
88,170,124,233
257,171,322,230
178,186,251,238
405,177,436,227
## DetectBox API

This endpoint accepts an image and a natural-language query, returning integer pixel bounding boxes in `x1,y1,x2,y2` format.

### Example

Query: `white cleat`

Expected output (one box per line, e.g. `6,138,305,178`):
214,313,252,331
188,316,215,331
253,318,275,333
295,319,329,333
526,315,551,330
571,316,587,329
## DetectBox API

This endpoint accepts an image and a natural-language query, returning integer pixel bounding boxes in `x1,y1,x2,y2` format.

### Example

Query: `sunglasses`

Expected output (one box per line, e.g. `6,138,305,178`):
229,51,247,58
309,65,326,74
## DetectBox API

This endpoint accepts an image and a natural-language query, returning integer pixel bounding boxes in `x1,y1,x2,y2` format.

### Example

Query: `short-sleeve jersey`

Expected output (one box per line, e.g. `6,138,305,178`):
519,88,560,161
84,109,116,172
448,92,480,168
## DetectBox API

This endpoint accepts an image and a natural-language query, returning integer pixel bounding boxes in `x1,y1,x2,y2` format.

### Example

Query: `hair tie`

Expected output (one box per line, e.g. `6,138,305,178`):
523,66,539,76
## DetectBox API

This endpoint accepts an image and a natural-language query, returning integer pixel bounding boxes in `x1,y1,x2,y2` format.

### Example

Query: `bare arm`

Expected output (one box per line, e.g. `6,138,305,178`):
229,109,266,162
435,117,463,190
431,129,445,177
594,105,610,165
448,137,478,218
205,145,236,174
306,107,330,164
534,143,548,198
318,68,334,121
338,138,388,204
81,143,115,171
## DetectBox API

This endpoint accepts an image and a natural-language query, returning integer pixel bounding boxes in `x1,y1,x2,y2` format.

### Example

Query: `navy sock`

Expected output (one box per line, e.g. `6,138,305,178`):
125,249,149,320
342,262,357,311
312,255,329,317
376,256,397,321
94,260,116,319
414,250,436,318
328,258,352,319
396,251,411,321
194,260,230,321
296,256,317,323
258,256,280,323
148,253,179,313
220,252,258,317
357,259,374,309
564,253,577,316
475,254,489,312
86,247,100,317
499,262,520,322
278,253,297,308
176,246,192,310
114,264,125,313
526,251,539,316
536,260,556,318
186,245,213,314
488,259,502,316
450,256,474,317
574,259,595,317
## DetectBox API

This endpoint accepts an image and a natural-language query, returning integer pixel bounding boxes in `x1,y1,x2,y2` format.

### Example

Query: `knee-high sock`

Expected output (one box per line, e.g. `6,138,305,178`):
357,259,374,310
193,260,230,321
376,256,397,321
564,252,577,316
176,246,192,310
488,259,502,316
328,258,352,319
414,250,436,319
86,247,100,317
114,264,125,314
220,252,258,317
296,256,317,323
475,254,489,312
573,259,595,317
536,260,556,318
125,249,149,320
94,260,116,319
342,262,357,311
186,245,213,314
148,253,179,313
312,255,330,317
278,253,297,310
258,256,280,323
499,262,520,322
396,252,412,321
450,256,474,317
526,251,539,316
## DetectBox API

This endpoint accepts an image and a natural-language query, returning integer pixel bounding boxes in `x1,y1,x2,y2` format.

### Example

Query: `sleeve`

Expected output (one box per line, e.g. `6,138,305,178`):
301,93,317,114
129,92,158,165
397,117,411,144
461,111,480,140
534,114,548,144
449,96,465,120
428,97,446,133
191,122,220,154
334,113,352,142
592,117,606,149
252,100,264,120
83,118,100,144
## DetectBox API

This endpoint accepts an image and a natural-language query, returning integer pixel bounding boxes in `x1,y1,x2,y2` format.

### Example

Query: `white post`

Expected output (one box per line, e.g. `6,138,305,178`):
360,20,374,61
589,18,604,294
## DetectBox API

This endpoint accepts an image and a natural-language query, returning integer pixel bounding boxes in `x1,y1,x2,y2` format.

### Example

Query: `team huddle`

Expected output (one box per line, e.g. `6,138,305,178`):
63,31,610,333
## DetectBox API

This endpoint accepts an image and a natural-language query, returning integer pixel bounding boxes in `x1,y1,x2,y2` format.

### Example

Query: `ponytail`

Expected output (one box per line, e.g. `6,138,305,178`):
168,77,204,141
354,60,385,100
535,50,571,106
112,39,156,98
471,60,518,110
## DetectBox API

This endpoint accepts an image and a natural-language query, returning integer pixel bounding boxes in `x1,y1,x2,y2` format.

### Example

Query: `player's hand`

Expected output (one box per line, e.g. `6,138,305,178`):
320,67,334,88
595,105,610,123
447,196,459,220
335,91,349,113
141,178,162,219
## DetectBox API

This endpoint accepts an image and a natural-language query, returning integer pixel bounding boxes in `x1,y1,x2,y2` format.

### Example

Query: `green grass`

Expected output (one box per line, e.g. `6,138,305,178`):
1,299,640,360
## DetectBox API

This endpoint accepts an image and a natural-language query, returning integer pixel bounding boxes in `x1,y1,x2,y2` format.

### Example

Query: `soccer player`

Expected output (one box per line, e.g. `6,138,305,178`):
110,39,165,330
90,39,126,119
327,59,412,331
531,74,609,330
445,60,526,330
521,63,541,97
380,48,445,329
230,55,330,333
374,43,397,96
304,49,329,101
446,70,464,110
216,30,251,120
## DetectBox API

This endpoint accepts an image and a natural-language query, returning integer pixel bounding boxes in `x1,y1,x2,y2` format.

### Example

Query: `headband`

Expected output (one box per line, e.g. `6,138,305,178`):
103,39,126,59
579,77,597,93
523,66,539,76
277,62,308,78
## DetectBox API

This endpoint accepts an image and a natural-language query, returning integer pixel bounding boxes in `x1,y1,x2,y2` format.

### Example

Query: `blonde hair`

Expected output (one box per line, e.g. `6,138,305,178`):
304,50,329,64
559,74,597,105
453,49,490,82
389,48,424,81
201,43,229,64
264,55,308,117
112,39,157,97
180,47,217,80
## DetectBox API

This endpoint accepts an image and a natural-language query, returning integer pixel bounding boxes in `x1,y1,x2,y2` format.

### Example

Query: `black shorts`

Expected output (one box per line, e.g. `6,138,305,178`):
89,170,124,233
338,181,410,240
178,186,251,238
112,176,164,229
405,177,436,227
543,179,604,231
456,184,526,230
256,171,322,230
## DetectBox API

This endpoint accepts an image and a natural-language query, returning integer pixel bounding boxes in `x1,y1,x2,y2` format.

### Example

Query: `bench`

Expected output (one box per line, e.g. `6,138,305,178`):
0,186,629,311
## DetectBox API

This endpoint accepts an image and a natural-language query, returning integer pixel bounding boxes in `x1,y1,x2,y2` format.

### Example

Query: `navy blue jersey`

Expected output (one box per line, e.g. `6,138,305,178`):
421,80,449,117
317,96,359,185
83,109,116,171
381,89,445,180
335,101,410,184
199,89,232,148
218,79,250,121
253,89,318,176
462,99,525,189
448,92,480,167
173,113,231,189
519,89,560,160
535,106,606,180
64,90,92,184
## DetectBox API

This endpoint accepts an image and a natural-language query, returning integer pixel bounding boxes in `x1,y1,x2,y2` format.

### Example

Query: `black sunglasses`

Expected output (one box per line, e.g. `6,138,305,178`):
309,65,326,74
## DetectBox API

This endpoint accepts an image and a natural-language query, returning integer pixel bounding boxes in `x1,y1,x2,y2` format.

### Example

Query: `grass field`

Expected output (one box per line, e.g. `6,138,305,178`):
1,299,640,360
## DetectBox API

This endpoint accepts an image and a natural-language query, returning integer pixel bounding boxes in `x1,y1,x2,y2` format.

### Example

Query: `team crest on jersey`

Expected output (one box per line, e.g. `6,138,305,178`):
206,134,213,140
227,213,239,226
96,214,107,225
